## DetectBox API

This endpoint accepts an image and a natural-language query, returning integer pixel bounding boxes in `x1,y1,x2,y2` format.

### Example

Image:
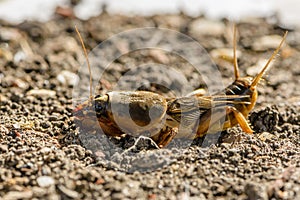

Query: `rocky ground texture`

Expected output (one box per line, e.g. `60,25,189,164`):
0,9,300,200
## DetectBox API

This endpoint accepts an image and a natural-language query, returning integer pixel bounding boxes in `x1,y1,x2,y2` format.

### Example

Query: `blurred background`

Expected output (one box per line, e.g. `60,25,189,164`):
0,0,299,28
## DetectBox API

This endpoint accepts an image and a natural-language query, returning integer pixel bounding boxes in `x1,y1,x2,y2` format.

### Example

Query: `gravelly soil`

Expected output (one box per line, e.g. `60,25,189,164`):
0,10,300,200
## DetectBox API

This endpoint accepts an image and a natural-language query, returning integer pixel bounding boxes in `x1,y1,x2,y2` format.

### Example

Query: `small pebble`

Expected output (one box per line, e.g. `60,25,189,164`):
37,176,55,188
14,50,27,63
57,70,79,86
3,191,33,200
40,147,52,154
245,182,268,200
58,185,80,199
27,89,56,98
210,48,242,63
252,35,285,51
0,27,22,41
189,19,225,37
0,144,8,153
0,94,9,102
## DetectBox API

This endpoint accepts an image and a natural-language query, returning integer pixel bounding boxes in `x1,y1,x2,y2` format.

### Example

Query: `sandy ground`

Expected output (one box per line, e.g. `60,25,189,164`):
0,10,299,200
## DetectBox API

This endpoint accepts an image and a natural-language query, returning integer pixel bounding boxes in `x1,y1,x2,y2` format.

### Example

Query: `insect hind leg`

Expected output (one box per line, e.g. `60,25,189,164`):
227,106,253,133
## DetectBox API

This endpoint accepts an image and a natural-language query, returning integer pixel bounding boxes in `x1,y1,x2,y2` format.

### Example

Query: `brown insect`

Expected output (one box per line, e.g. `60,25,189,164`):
73,26,287,148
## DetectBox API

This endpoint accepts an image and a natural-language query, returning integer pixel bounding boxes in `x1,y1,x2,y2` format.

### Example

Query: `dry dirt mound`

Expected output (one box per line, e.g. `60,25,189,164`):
0,12,299,199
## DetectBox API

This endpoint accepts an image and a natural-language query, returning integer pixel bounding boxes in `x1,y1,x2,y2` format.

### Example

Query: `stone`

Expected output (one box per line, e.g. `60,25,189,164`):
36,176,55,188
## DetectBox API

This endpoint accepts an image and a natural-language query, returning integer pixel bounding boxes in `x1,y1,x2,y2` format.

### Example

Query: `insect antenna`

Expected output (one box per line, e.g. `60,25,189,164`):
250,31,288,90
233,24,240,80
75,25,93,102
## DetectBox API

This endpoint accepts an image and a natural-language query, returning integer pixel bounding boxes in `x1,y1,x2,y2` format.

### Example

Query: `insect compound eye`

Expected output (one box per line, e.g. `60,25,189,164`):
94,99,108,113
93,94,109,117
94,95,104,111
95,102,103,111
